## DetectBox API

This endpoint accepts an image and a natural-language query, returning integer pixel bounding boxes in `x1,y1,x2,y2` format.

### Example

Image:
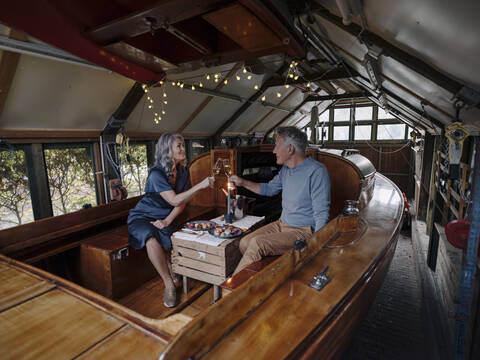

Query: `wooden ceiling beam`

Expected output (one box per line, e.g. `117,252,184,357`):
87,0,231,45
304,92,367,102
263,67,358,88
213,63,289,138
0,29,27,119
176,62,242,134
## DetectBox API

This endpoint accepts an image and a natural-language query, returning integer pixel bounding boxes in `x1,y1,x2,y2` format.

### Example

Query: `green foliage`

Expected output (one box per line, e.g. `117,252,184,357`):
0,150,33,228
121,144,148,197
44,147,97,215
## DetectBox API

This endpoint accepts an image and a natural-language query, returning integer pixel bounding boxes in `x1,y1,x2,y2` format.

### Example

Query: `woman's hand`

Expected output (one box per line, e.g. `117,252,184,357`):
200,176,215,189
151,219,169,229
229,175,243,187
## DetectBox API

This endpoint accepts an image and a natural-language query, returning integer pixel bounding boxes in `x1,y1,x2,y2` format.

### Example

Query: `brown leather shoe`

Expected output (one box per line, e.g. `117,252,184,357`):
163,287,178,308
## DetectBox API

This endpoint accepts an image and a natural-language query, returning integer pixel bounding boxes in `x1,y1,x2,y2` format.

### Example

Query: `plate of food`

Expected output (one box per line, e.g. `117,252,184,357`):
184,220,216,231
209,224,243,238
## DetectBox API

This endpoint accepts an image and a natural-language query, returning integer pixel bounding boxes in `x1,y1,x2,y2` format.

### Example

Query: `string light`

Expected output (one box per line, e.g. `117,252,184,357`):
180,83,184,88
254,85,259,90
261,95,266,101
243,67,247,73
214,78,219,82
199,82,203,87
294,75,299,80
162,110,166,115
224,79,228,85
289,74,294,78
276,92,281,98
236,75,241,81
285,84,290,89
191,85,196,90
164,100,168,104
206,74,210,80
148,105,152,109
247,75,252,80
306,82,311,88
159,80,164,85
163,92,167,97
177,81,180,86
171,81,176,86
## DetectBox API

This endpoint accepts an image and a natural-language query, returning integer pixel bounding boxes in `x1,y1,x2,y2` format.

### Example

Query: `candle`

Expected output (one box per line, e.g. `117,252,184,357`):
227,181,231,216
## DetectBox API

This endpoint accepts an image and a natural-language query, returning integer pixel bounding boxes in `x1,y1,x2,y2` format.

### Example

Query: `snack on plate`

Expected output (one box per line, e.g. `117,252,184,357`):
185,221,215,231
210,225,242,238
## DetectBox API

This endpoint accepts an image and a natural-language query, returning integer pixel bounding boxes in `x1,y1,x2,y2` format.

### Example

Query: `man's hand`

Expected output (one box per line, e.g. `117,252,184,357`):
151,219,169,229
229,175,243,187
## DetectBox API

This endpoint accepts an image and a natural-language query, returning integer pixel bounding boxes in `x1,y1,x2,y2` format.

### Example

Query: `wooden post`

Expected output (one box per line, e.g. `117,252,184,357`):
418,134,435,220
426,136,441,235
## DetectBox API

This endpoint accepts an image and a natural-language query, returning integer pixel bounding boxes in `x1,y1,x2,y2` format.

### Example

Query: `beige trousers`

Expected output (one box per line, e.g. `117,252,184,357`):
233,219,313,274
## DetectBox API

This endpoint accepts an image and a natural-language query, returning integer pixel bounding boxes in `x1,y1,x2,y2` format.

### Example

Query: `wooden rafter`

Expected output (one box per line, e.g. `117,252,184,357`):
176,62,242,134
263,67,358,87
0,29,27,119
247,88,298,133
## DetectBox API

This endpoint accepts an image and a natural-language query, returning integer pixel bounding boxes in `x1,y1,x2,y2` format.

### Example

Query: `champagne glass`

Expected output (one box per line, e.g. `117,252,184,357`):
212,158,222,176
223,159,232,177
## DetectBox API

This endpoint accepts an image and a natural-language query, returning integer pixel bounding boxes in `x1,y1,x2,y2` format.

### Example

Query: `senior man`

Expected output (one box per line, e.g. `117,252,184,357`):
229,126,331,274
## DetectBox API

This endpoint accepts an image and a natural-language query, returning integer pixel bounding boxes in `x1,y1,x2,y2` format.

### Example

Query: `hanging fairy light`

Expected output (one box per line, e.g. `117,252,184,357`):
247,75,252,80
224,79,228,85
191,85,196,90
163,92,167,97
285,84,290,89
236,74,241,81
254,85,259,90
199,82,204,87
171,81,176,86
243,67,247,73
206,74,211,80
276,92,282,98
261,95,266,101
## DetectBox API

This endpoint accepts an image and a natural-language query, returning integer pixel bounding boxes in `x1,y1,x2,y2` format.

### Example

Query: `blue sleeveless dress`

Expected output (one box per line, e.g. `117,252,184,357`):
127,165,191,249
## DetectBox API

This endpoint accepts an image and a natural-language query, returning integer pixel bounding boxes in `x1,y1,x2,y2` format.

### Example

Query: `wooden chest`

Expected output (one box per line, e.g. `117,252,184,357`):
171,236,242,285
79,231,157,300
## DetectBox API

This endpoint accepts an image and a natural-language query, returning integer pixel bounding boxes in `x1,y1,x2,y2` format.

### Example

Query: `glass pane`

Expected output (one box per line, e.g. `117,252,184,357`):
378,107,395,119
334,108,350,122
354,125,372,140
0,150,34,229
319,110,329,123
318,125,329,142
190,139,209,161
122,144,148,198
333,126,350,141
305,127,312,140
44,147,97,216
377,124,406,140
355,107,373,121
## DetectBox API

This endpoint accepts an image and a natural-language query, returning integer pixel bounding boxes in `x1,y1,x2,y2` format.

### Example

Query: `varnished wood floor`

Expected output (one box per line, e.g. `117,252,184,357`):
341,233,430,360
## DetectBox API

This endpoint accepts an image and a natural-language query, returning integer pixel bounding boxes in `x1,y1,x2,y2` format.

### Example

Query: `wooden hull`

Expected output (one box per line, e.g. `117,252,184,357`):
0,148,403,359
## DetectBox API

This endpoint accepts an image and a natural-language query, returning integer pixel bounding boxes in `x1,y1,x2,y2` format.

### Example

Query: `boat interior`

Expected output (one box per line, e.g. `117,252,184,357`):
0,0,479,359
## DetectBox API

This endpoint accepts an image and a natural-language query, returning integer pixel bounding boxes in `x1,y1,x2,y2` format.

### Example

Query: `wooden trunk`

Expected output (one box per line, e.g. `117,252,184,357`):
79,231,157,300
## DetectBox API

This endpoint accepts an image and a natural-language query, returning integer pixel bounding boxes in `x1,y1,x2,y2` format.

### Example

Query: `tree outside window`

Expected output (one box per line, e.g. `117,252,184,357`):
44,147,97,216
0,149,34,229
121,144,148,198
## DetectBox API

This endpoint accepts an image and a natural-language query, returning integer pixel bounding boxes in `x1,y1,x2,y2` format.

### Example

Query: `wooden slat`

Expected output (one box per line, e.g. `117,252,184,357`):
0,290,124,360
173,256,226,276
172,264,226,285
173,246,225,266
77,326,166,359
0,263,55,312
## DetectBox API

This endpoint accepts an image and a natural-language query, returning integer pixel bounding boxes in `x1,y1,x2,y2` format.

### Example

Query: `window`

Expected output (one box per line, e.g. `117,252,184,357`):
334,108,350,122
377,124,406,140
355,107,373,121
333,126,350,141
319,110,329,123
378,107,395,120
44,146,97,216
354,125,372,140
318,125,329,142
305,127,312,140
122,144,148,198
0,149,34,229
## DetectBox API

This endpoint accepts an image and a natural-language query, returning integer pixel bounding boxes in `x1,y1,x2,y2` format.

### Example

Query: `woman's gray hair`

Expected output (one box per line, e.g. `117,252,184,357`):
154,133,185,183
277,126,308,154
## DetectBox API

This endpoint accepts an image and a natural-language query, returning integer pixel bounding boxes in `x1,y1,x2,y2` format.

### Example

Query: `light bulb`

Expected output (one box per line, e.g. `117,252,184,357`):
289,74,294,78
214,78,218,82
289,63,294,68
148,105,152,109
247,75,252,80
162,110,166,114
206,74,210,80
254,85,259,90
294,75,299,80
164,100,168,104
155,113,158,116
159,81,164,85
277,92,281,98
171,82,175,86
192,85,195,90
236,75,241,81
224,79,228,84
243,67,247,73
163,92,167,97
177,81,180,86
159,116,162,120
285,84,290,88
261,95,266,101
199,82,203,87
180,83,184,88
307,82,311,88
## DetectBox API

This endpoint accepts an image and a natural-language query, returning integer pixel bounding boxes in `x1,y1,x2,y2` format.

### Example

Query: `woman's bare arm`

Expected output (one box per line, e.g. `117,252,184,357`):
160,176,214,207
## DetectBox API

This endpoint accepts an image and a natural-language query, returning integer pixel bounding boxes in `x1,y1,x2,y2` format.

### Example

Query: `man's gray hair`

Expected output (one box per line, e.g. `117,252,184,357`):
154,133,185,183
277,126,308,154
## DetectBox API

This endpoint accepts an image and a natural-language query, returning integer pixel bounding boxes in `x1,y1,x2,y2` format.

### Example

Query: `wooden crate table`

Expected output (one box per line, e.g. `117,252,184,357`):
171,215,264,302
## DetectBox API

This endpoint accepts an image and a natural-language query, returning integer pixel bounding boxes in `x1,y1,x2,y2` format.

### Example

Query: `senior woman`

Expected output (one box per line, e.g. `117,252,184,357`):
127,133,213,308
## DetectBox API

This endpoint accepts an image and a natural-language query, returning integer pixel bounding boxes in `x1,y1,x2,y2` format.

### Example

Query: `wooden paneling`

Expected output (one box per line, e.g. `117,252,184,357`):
316,152,362,219
188,153,215,207
0,290,123,360
77,326,166,359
